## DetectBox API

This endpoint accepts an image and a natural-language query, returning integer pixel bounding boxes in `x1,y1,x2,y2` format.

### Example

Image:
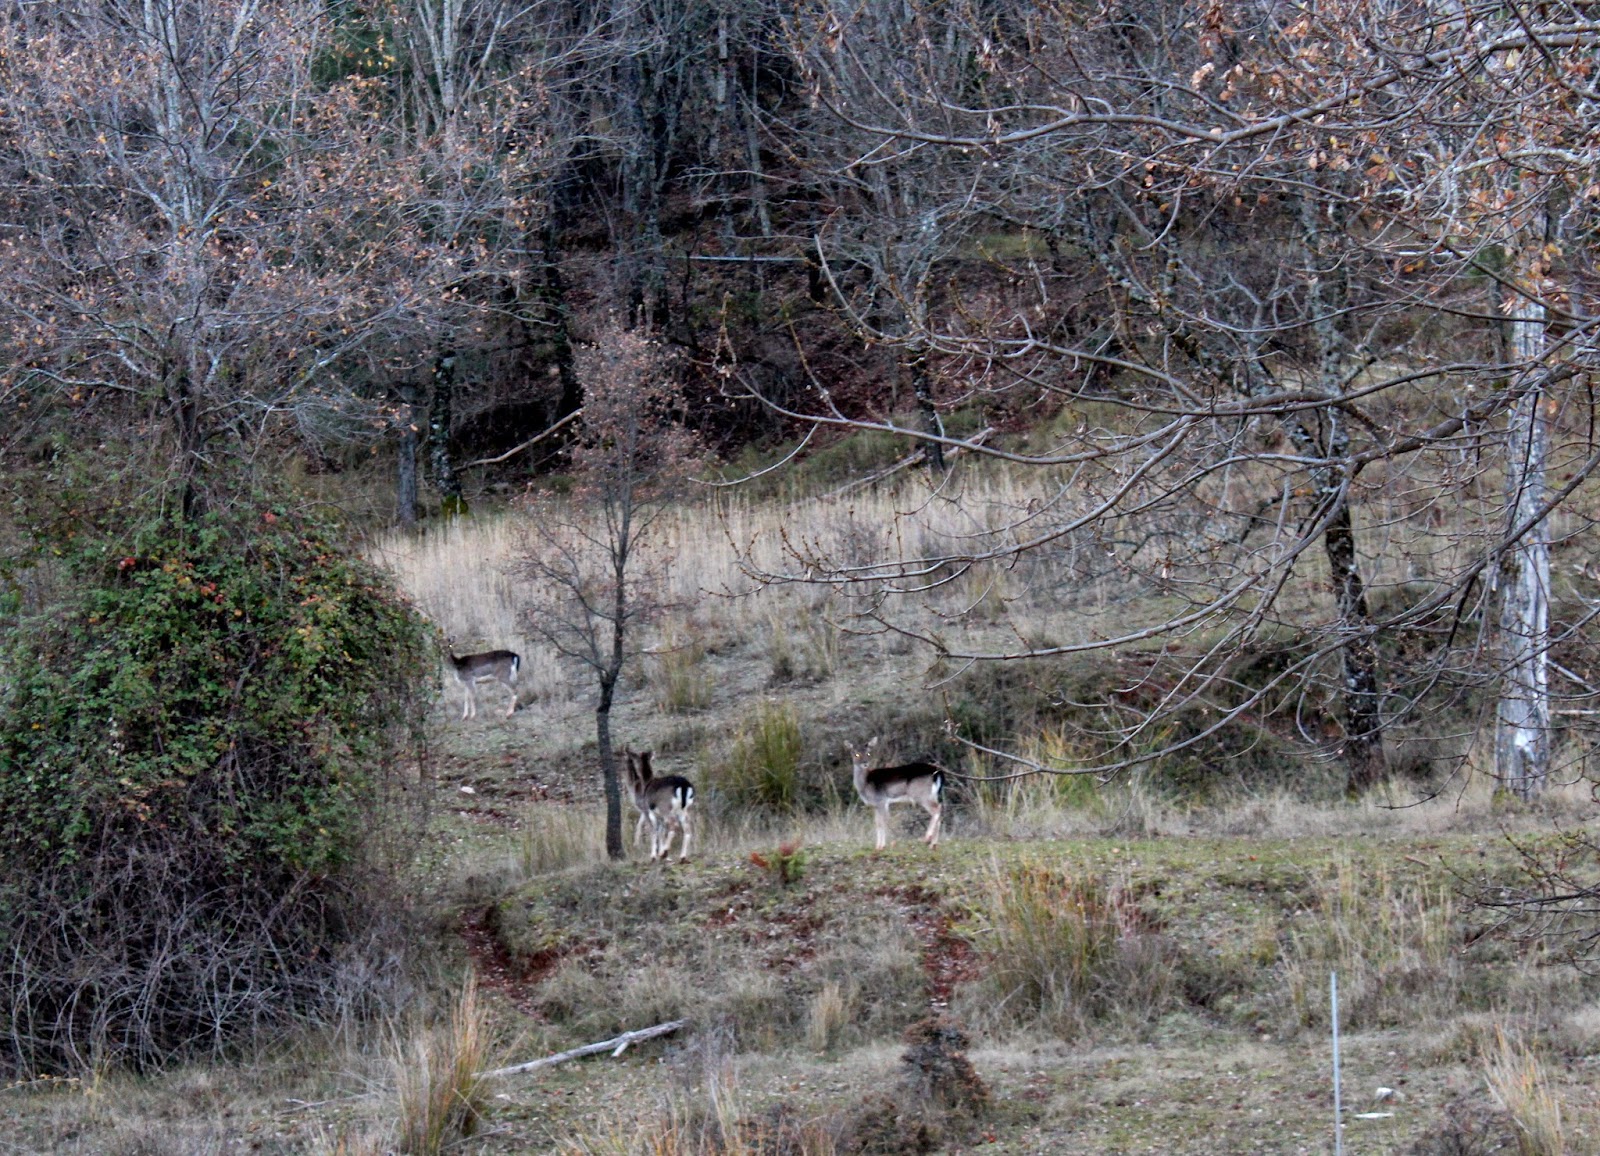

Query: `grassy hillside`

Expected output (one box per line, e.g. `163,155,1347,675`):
8,458,1600,1154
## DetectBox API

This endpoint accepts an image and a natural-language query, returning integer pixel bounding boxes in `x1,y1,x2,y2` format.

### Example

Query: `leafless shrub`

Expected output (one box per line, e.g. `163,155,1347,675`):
1406,1095,1520,1156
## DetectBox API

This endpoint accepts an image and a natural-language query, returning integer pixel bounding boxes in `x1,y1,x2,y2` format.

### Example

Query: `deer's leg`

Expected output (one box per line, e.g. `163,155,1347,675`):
677,809,691,861
874,803,890,850
461,683,476,720
923,802,942,846
503,680,518,717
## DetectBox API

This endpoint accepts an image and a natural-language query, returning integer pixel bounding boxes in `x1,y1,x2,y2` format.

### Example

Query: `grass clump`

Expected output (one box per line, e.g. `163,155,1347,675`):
1482,1026,1564,1156
805,979,857,1053
392,975,491,1156
974,857,1175,1038
708,701,809,813
1278,857,1461,1031
766,612,838,685
651,623,712,713
517,805,608,877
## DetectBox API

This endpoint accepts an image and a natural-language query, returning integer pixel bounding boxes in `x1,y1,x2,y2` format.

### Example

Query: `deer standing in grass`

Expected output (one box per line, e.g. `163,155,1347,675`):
448,649,522,719
625,749,695,861
850,738,943,850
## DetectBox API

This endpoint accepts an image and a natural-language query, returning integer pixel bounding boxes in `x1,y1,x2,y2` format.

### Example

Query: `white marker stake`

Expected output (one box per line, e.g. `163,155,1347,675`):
1332,971,1343,1156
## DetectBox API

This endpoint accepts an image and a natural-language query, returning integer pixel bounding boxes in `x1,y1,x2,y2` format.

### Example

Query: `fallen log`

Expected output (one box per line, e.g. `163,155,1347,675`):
482,1019,687,1079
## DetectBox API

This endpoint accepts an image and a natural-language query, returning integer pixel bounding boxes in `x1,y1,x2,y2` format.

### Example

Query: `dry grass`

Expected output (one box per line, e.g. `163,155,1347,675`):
367,464,1189,694
516,803,610,877
1482,1026,1565,1156
1279,856,1463,1031
391,974,492,1156
973,856,1177,1039
555,1074,842,1156
804,979,856,1053
649,619,713,713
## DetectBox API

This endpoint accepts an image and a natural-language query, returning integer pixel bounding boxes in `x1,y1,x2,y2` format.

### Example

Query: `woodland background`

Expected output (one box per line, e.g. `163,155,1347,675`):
4,1,1600,1152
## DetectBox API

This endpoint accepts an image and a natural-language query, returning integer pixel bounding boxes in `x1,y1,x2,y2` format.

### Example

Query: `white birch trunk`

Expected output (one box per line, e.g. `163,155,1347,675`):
1495,293,1552,799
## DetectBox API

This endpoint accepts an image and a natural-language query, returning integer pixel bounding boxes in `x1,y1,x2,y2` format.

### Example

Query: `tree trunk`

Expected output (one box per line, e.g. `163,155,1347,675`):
1324,491,1385,791
1496,293,1552,800
397,380,420,527
429,349,466,517
168,361,206,520
1298,189,1386,791
611,0,667,330
596,676,623,860
908,348,946,473
541,215,584,429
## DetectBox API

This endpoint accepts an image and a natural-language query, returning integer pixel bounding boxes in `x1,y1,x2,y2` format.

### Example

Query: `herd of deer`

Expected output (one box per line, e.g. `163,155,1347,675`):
448,648,945,860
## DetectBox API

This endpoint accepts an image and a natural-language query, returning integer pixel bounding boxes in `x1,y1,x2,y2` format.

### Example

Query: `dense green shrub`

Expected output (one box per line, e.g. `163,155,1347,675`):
0,500,436,1073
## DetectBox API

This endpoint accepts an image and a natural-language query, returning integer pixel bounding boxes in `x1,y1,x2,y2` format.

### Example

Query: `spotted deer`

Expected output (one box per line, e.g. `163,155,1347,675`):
448,649,521,719
625,748,695,861
850,737,944,850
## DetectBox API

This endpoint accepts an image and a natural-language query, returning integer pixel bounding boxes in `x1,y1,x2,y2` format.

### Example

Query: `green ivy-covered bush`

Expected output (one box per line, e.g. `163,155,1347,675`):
0,500,437,1073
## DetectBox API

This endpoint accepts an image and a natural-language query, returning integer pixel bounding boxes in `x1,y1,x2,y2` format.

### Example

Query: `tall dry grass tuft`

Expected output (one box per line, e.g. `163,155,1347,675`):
650,620,712,713
1482,1026,1565,1156
516,805,609,877
392,974,492,1156
1279,857,1460,1031
975,857,1174,1038
805,978,857,1053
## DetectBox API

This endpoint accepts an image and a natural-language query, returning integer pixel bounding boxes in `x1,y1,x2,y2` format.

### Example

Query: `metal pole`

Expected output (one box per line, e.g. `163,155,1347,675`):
1332,971,1343,1156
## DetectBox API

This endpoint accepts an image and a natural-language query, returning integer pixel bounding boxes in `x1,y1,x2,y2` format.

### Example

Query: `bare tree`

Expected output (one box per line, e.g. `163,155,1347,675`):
521,323,704,857
0,0,483,511
755,0,1600,794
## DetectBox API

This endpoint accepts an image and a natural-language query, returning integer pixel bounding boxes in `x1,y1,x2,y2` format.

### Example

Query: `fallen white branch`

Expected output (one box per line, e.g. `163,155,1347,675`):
482,1019,686,1079
462,407,584,468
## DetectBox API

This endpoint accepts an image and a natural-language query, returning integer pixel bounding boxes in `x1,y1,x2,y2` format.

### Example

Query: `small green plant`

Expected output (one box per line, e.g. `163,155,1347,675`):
393,975,491,1156
749,840,805,888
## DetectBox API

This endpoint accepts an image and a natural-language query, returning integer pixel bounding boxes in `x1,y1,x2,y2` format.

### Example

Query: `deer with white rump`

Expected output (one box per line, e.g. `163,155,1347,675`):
850,737,944,850
448,648,522,719
625,749,695,861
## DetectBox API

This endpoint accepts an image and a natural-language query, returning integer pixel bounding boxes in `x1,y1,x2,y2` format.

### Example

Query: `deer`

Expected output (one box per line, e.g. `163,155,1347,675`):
624,748,695,861
448,649,522,719
849,737,944,850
